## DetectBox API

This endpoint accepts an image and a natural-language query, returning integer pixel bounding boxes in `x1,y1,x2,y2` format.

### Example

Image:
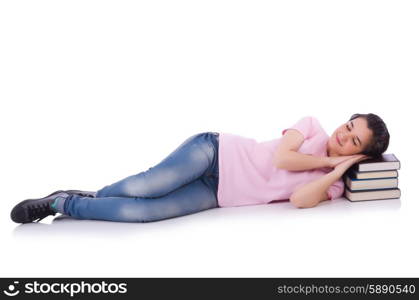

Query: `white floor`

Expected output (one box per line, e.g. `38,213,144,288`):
2,191,417,277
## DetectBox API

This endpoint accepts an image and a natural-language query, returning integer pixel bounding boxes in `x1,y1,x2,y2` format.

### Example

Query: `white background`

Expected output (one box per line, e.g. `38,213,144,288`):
0,0,417,277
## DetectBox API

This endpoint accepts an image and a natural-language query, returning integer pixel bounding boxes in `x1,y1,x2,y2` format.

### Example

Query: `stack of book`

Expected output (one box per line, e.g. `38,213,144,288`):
343,153,401,202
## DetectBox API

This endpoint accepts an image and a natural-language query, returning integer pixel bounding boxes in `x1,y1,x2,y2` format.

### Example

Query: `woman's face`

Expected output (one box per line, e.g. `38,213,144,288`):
327,117,373,157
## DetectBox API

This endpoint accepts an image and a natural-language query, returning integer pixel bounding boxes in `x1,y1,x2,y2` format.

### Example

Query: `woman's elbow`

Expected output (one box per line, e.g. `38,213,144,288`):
275,158,285,169
289,196,319,209
276,158,291,170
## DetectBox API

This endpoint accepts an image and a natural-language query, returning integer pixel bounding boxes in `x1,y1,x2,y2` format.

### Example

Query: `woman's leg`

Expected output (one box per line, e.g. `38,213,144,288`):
95,132,218,199
63,177,218,222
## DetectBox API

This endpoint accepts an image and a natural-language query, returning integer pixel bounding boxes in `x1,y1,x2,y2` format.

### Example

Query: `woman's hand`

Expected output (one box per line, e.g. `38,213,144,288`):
326,155,364,168
332,154,371,177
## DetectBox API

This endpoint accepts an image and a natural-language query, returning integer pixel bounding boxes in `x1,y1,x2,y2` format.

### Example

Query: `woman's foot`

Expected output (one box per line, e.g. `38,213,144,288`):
11,189,96,224
10,191,70,224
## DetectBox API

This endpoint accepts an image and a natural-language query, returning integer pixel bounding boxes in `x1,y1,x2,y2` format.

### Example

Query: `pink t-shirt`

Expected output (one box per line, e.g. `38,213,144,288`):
216,116,344,207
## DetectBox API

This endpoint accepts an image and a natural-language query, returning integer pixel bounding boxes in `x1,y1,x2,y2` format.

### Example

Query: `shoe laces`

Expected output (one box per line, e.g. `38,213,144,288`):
27,201,56,222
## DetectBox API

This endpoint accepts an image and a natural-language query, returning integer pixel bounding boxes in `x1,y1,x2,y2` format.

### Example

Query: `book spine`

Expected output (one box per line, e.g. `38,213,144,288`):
344,176,398,181
345,187,400,193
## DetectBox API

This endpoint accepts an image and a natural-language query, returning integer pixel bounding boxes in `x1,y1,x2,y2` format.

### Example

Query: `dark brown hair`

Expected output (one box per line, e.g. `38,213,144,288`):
349,113,390,158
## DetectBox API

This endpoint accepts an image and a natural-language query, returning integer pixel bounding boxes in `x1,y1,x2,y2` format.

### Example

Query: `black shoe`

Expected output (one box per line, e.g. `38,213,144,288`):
10,191,70,224
37,189,96,198
64,189,96,198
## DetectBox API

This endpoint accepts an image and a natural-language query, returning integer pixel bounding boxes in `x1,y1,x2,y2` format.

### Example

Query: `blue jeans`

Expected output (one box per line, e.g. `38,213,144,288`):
63,132,220,222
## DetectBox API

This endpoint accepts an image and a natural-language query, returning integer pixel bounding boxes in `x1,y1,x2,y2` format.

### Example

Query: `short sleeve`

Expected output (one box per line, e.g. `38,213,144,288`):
327,178,345,200
282,116,318,140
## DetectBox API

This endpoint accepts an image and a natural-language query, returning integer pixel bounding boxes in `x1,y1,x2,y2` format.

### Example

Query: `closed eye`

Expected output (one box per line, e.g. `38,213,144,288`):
346,124,358,146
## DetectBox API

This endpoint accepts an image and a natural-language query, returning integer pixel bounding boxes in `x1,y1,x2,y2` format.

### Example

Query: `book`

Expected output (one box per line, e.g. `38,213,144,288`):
344,175,398,191
346,169,398,180
344,187,401,201
349,153,400,172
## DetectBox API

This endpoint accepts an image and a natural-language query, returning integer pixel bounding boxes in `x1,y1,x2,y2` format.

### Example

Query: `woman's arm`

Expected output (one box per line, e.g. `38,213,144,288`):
290,155,369,208
275,130,330,171
289,170,341,208
275,130,364,171
277,150,330,171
